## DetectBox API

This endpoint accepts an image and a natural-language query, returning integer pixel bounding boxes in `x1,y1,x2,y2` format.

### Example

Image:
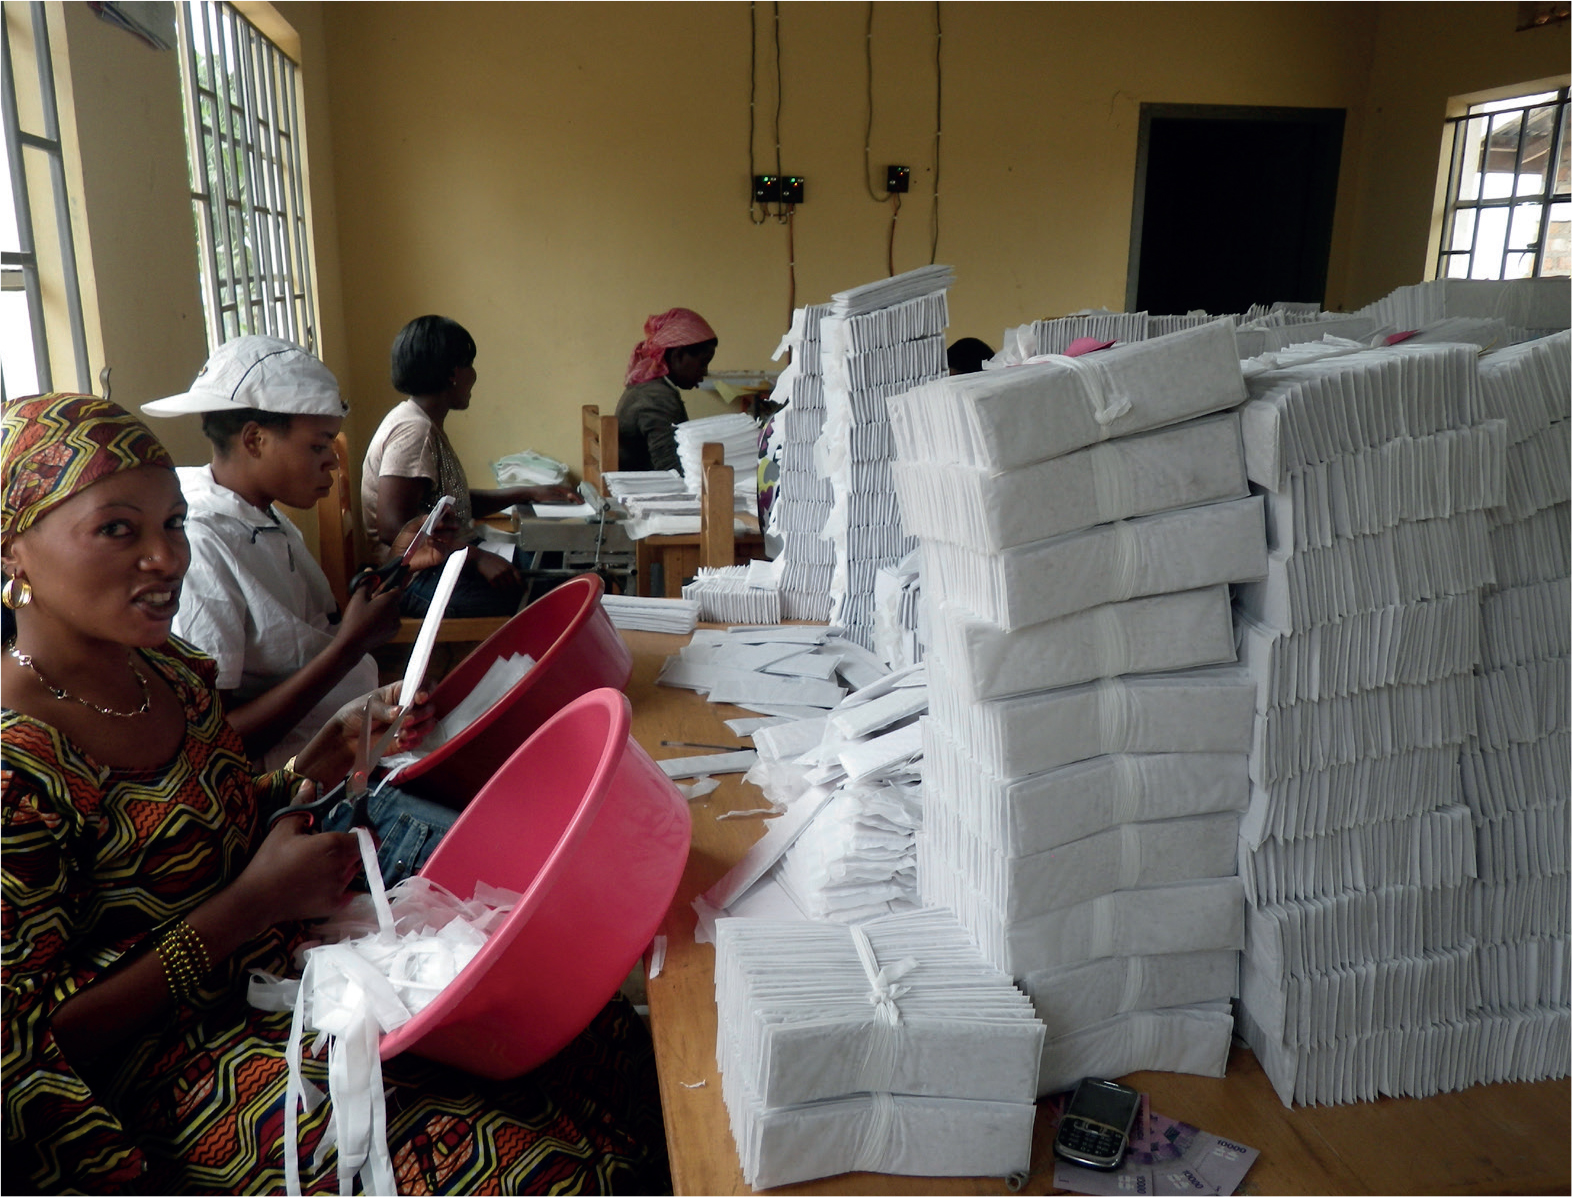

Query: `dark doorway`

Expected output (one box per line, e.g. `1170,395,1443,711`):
1127,105,1346,315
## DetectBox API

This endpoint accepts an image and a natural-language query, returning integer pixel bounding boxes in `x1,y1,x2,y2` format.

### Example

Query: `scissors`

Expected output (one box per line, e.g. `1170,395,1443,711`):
350,495,455,596
270,695,409,832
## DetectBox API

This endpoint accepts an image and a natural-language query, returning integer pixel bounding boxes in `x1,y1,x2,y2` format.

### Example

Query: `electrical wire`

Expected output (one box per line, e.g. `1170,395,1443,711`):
888,193,901,277
786,204,797,320
747,2,766,224
773,1,786,224
930,0,942,264
863,2,887,202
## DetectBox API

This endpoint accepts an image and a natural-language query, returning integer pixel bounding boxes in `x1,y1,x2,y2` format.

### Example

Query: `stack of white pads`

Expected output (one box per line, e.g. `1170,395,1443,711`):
767,303,837,621
817,265,954,650
1231,330,1570,1105
889,319,1269,1095
713,909,1043,1189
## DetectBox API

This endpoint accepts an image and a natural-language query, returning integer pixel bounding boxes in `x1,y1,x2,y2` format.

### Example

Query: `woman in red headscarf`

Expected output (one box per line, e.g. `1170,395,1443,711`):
614,307,718,473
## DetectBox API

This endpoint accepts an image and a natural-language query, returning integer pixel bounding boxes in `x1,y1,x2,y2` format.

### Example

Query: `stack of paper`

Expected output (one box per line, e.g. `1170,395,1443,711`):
1463,328,1571,1083
819,266,954,650
891,324,1263,1093
682,565,782,625
1230,325,1571,1107
766,304,837,621
599,593,700,634
873,550,923,671
713,909,1042,1188
675,412,762,507
1358,277,1571,339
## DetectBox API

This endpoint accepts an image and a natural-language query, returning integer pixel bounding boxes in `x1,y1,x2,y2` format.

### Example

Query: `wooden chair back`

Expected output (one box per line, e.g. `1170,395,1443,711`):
582,405,620,495
699,442,735,571
317,432,359,609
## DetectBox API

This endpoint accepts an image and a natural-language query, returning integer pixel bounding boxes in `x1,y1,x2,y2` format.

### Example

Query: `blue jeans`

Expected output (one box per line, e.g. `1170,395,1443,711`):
323,784,460,887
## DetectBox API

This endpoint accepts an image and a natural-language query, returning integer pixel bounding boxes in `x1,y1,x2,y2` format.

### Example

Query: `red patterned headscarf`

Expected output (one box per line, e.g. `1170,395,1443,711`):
624,308,718,387
2,393,175,537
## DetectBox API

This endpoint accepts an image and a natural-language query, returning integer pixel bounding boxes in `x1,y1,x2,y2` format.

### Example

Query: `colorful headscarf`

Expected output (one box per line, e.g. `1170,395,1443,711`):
2,393,175,537
624,308,718,387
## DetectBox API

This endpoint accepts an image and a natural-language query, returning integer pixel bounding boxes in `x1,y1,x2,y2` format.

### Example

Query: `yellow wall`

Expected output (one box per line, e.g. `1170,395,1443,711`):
320,1,1392,482
46,1,1570,521
1342,2,1570,305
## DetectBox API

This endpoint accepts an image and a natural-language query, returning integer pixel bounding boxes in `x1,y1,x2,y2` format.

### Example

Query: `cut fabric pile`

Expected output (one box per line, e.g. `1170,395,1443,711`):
891,319,1266,1094
248,830,517,1196
600,592,701,634
714,909,1042,1188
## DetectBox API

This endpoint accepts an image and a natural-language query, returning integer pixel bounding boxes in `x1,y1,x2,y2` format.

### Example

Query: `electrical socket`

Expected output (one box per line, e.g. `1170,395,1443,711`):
752,174,805,204
886,165,910,194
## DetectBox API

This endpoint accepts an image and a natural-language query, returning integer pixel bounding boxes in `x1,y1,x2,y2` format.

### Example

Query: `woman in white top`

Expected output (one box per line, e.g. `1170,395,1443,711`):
362,315,575,617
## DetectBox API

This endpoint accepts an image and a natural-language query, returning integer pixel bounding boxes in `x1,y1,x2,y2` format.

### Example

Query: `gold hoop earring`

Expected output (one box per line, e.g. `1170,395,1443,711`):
2,576,33,610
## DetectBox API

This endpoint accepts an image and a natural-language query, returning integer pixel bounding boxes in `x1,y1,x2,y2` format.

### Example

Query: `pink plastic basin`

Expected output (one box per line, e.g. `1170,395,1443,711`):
397,572,633,807
379,687,691,1077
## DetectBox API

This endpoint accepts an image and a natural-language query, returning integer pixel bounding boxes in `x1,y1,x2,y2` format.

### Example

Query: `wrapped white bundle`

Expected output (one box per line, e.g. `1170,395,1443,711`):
830,264,955,317
1460,730,1569,820
1021,950,1239,1040
1240,343,1486,492
923,722,1248,856
1246,883,1474,978
926,665,1257,779
923,802,1240,917
1471,874,1569,945
1240,744,1464,845
599,593,700,634
1255,673,1484,782
1362,277,1571,333
1476,938,1572,1010
1238,804,1477,906
916,846,1246,974
1499,419,1571,522
1036,1002,1234,1095
1477,330,1571,444
713,910,1043,1107
1475,656,1571,752
1259,420,1506,553
1237,594,1481,709
723,1076,1035,1189
1488,501,1569,590
928,585,1236,701
1019,310,1151,356
1236,510,1495,633
886,320,1246,473
1240,1004,1571,1107
923,496,1265,631
891,412,1249,552
1473,801,1570,884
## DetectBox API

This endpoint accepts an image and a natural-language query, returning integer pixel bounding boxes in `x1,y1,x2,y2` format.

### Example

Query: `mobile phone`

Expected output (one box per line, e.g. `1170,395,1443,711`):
1053,1077,1141,1171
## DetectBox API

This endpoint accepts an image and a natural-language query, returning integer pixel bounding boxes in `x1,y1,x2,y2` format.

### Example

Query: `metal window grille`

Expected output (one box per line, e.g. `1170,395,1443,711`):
1436,87,1571,281
175,0,316,351
1,0,91,398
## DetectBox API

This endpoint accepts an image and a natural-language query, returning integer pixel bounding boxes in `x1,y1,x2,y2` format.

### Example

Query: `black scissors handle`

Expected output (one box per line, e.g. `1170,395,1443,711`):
349,559,410,597
269,778,371,832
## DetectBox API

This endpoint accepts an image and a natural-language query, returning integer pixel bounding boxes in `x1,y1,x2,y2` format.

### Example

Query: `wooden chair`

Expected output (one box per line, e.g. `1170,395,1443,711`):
582,404,619,496
315,432,509,648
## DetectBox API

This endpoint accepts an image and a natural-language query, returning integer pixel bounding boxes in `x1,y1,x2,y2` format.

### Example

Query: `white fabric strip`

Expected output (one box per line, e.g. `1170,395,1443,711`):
1096,678,1132,754
849,923,919,1094
1111,754,1145,826
1118,824,1143,890
1092,603,1129,678
1119,955,1147,1014
1090,440,1133,523
1056,352,1132,434
852,1091,899,1175
1108,519,1142,602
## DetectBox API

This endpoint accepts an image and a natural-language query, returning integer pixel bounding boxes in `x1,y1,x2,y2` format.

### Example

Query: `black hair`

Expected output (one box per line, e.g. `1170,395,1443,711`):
391,315,477,396
664,338,718,362
201,409,293,454
947,337,994,375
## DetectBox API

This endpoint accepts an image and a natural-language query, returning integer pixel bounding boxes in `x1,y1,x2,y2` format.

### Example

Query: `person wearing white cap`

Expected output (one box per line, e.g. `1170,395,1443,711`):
141,335,411,772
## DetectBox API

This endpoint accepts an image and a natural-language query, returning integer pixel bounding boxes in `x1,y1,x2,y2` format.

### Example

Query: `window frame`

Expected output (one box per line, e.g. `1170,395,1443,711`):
174,0,317,352
1434,85,1570,281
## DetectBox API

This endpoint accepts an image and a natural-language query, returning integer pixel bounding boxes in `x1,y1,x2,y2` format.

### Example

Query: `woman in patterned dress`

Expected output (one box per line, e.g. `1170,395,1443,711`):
2,395,669,1194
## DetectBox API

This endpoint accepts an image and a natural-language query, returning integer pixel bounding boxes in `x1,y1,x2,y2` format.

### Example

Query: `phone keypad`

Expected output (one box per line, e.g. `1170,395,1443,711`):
1058,1117,1125,1162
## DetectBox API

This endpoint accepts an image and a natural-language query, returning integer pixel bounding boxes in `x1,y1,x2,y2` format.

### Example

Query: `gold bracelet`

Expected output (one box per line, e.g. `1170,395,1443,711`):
155,920,212,1002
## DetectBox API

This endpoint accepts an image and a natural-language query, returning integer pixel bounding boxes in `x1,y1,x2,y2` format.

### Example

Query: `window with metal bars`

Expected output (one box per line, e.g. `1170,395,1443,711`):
2,0,91,399
1435,86,1570,281
175,0,316,352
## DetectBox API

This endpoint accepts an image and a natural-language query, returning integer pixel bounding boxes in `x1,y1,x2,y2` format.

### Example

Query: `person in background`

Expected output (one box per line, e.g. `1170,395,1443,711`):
615,307,719,473
1,393,669,1196
362,314,577,617
947,336,995,375
141,335,405,771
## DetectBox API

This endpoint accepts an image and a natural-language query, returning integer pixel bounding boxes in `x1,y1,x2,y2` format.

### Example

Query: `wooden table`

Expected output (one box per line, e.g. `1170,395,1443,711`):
623,629,1572,1197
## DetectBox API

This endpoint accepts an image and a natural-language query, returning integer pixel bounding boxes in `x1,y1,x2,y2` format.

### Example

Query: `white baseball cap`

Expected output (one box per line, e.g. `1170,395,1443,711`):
142,335,346,418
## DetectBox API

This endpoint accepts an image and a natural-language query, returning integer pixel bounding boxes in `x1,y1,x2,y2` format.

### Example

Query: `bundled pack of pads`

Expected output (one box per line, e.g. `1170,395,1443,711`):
1232,325,1570,1105
766,303,837,621
890,319,1267,1094
713,909,1043,1188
